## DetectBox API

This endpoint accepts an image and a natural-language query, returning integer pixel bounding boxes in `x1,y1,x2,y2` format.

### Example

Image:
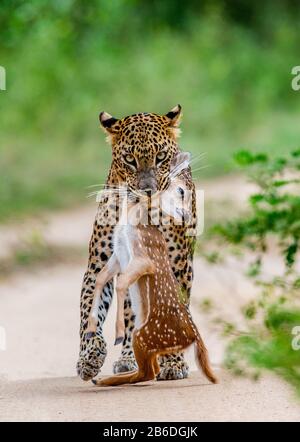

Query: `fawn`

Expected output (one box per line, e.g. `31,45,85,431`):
86,152,217,386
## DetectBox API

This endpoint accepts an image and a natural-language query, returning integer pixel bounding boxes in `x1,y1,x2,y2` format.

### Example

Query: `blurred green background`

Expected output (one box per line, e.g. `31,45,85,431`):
1,0,300,221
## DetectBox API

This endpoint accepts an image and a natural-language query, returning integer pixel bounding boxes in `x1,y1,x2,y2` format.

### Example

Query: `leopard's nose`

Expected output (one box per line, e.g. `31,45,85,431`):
138,168,157,193
144,188,153,196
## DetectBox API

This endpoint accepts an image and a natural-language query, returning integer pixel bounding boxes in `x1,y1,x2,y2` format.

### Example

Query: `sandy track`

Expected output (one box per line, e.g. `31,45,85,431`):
1,372,299,422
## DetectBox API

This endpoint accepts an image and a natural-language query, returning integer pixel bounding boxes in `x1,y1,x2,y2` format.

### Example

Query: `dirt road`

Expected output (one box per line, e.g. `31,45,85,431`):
0,176,299,421
2,372,299,422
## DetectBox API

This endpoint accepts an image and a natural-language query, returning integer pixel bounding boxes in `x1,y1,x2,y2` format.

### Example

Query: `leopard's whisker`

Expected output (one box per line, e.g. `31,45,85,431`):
191,164,211,174
190,152,207,165
87,187,130,199
86,183,106,189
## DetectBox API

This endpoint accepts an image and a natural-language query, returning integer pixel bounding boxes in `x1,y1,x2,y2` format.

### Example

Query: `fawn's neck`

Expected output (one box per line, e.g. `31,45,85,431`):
136,224,180,310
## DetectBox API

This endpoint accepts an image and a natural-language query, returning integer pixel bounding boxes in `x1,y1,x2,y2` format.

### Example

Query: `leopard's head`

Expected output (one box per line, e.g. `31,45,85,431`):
99,105,182,194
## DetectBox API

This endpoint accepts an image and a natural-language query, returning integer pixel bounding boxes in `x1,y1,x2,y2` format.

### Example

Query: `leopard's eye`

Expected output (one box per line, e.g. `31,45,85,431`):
157,151,167,162
125,154,135,163
123,153,137,171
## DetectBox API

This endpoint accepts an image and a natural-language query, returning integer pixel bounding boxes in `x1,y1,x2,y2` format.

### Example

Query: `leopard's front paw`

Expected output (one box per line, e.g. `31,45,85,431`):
157,360,189,381
77,334,107,381
77,359,100,381
113,356,137,374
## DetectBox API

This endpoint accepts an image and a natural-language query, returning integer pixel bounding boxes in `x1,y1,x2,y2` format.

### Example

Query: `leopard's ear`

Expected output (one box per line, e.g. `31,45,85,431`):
99,111,119,134
165,104,182,127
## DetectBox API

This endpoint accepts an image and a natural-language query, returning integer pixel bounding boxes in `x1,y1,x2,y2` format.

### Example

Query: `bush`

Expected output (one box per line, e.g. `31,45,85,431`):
211,149,300,394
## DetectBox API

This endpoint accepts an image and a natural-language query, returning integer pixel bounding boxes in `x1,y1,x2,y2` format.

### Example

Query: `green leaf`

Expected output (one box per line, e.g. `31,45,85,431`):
285,242,298,267
247,258,262,277
291,149,300,158
234,150,254,166
253,153,268,163
243,301,257,319
249,194,265,204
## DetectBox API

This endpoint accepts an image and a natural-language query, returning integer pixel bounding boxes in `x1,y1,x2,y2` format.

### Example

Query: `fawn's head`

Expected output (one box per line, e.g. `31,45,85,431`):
159,151,192,224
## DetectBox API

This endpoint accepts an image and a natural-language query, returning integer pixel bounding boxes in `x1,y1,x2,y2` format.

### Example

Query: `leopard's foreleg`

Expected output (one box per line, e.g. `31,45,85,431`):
77,268,114,381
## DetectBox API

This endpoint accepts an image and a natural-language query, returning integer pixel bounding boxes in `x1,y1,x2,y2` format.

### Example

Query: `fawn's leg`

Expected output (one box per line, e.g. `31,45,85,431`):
93,334,157,386
152,355,160,377
86,254,120,336
114,257,155,344
114,274,128,345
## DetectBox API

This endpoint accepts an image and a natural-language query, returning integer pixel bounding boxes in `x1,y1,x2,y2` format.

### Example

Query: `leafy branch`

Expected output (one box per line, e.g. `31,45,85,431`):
209,148,300,394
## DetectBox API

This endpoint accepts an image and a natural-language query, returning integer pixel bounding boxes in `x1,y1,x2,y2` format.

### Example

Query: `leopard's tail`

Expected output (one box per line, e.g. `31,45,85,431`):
194,334,218,384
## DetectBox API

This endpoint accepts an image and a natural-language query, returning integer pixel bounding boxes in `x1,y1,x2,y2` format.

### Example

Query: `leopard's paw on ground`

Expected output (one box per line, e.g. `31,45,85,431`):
157,360,189,381
113,356,137,374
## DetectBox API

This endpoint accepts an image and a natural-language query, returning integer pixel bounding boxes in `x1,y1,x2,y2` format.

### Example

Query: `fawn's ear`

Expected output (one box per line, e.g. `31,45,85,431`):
170,151,191,175
165,104,182,127
99,111,119,134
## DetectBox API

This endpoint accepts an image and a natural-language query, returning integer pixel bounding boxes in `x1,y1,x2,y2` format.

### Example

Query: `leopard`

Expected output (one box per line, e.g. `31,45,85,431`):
76,105,197,381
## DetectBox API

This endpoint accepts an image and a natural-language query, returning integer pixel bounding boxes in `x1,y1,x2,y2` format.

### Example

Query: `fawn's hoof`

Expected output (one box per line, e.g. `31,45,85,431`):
113,356,137,374
157,361,189,381
114,337,124,346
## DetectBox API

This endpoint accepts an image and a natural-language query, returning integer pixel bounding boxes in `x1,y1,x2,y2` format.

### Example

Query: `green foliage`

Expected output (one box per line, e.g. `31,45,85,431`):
14,230,48,266
199,297,214,313
213,149,300,267
0,229,85,277
1,2,300,220
211,148,300,394
225,305,300,393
